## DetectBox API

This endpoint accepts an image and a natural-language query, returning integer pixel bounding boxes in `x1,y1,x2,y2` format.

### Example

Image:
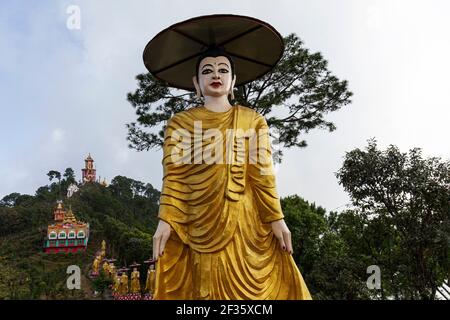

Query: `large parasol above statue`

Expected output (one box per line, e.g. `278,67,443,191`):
143,14,284,91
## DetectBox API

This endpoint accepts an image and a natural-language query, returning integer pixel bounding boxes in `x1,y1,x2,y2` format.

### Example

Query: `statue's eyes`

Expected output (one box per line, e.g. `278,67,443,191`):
201,68,229,74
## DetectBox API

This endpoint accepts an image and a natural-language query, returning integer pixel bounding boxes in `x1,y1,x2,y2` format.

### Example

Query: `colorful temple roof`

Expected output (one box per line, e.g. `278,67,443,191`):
44,201,90,254
63,206,77,224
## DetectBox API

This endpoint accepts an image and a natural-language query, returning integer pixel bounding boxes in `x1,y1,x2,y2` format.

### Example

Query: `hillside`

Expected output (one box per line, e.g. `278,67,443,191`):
0,174,160,299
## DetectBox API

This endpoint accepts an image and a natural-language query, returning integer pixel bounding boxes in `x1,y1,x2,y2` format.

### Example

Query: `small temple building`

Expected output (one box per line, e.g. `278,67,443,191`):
43,201,90,254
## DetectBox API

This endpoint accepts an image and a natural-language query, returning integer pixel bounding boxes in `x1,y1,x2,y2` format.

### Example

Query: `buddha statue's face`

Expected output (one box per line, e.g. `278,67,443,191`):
196,56,235,98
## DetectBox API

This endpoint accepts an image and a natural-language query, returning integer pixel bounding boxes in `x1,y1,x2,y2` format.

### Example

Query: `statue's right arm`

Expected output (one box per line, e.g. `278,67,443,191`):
152,117,173,261
152,219,171,261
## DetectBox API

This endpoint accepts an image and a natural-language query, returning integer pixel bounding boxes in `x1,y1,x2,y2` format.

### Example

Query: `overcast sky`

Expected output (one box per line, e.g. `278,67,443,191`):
1,0,449,212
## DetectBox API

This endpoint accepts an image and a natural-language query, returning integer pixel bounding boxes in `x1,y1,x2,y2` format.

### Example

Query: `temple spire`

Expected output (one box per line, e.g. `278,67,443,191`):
63,205,77,224
82,153,96,183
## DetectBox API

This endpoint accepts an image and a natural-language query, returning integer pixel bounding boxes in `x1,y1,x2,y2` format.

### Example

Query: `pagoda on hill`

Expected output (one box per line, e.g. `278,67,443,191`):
81,153,108,186
43,201,90,254
82,153,96,183
54,201,66,222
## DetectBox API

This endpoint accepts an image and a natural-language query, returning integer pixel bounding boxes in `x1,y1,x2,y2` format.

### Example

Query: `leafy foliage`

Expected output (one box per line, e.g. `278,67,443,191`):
336,139,450,299
126,34,352,161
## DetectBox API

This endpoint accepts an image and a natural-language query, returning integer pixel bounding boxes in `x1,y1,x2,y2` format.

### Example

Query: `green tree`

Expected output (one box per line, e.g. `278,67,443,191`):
108,176,134,200
35,186,51,200
91,271,113,299
63,168,76,185
126,33,352,162
47,170,62,197
0,193,21,207
0,207,27,236
144,183,160,203
281,195,327,272
336,139,450,300
280,195,375,299
47,170,61,183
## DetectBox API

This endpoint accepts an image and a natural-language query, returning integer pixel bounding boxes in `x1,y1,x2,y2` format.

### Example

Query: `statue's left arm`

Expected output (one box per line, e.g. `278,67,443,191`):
247,112,293,253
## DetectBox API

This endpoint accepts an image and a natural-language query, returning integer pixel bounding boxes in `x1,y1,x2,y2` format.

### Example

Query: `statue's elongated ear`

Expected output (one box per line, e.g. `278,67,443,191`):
229,74,237,100
192,76,202,99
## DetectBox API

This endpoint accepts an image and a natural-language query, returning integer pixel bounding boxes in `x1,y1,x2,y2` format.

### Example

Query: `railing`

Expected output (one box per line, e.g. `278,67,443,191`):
44,240,88,248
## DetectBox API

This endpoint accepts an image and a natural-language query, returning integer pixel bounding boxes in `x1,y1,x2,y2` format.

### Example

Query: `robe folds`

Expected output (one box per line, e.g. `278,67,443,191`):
154,105,311,300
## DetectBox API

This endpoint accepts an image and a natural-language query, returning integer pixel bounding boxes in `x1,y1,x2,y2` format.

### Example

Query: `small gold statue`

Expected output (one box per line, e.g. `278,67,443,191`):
102,260,110,276
100,240,106,259
109,263,116,278
145,263,156,294
92,255,100,274
130,265,141,294
118,271,129,295
113,273,121,294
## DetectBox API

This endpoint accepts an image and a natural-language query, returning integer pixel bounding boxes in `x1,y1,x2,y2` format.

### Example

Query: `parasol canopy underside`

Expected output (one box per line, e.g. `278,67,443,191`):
143,14,284,91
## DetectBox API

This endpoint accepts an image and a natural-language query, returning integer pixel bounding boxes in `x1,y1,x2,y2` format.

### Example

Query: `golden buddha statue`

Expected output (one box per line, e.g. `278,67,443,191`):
130,267,141,294
92,256,100,274
100,240,106,259
118,272,129,295
102,261,110,276
109,263,117,278
113,273,121,294
151,49,312,300
145,264,156,294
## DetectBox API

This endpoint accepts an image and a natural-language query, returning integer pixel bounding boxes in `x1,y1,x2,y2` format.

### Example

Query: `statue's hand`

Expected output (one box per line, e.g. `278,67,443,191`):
153,219,171,261
271,219,293,254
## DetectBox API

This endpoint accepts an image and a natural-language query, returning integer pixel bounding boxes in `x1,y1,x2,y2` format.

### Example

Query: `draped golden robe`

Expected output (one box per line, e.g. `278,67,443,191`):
154,105,311,300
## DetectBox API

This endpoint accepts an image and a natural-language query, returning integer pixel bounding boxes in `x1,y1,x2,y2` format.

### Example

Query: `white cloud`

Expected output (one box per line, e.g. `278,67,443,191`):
51,129,66,143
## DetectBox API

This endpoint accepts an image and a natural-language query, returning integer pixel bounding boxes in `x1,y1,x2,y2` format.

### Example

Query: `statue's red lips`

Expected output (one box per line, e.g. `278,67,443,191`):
210,82,222,87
